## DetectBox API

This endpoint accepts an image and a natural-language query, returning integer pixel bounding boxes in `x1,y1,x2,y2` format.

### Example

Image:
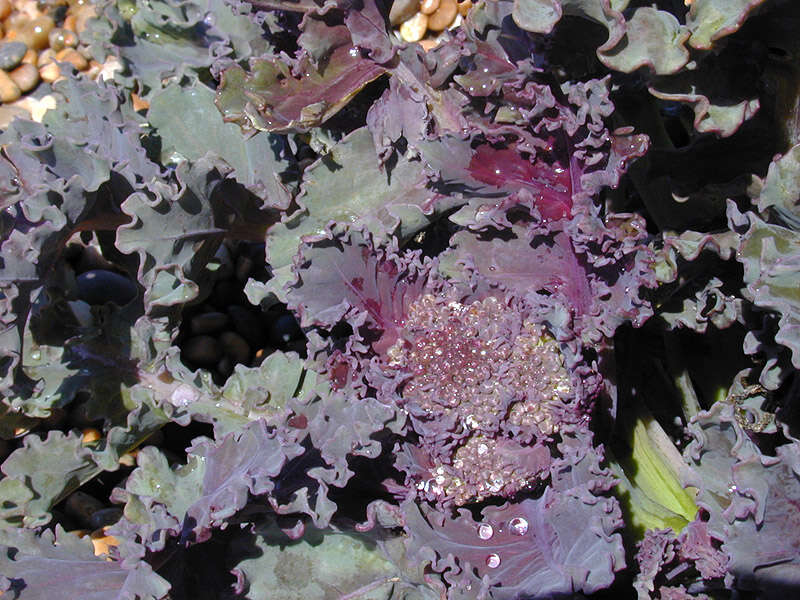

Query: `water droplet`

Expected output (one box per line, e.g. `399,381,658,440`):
349,47,360,57
486,553,501,568
477,523,493,540
30,350,41,361
509,517,528,535
728,484,738,494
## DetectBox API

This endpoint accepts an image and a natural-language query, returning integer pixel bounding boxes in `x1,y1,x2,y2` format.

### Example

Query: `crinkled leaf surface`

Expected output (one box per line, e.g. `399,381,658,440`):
148,83,293,209
729,203,800,369
597,6,690,75
268,128,449,299
402,436,625,599
686,0,768,50
215,45,385,133
684,403,800,593
229,520,435,600
0,526,170,600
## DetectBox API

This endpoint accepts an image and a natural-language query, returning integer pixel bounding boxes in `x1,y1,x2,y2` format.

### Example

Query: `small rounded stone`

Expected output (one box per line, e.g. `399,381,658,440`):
219,330,251,364
9,63,39,92
17,16,55,51
389,0,420,25
216,356,234,378
90,529,119,557
55,48,88,71
457,0,472,16
21,47,38,67
65,491,105,527
39,61,62,83
0,41,28,71
89,507,123,530
81,427,102,445
190,311,229,335
0,70,21,103
0,0,11,20
235,255,253,282
76,270,137,305
268,313,302,346
399,12,428,42
182,335,222,366
48,27,79,52
228,305,265,347
427,0,457,31
420,0,439,14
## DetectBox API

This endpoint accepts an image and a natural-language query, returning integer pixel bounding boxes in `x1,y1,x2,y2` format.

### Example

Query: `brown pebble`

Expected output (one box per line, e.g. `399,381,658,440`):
9,63,39,92
17,16,55,51
56,48,88,71
0,69,21,103
48,27,78,52
183,335,222,366
420,0,440,14
428,0,457,31
39,61,61,83
90,528,118,558
219,331,251,364
63,14,77,32
38,48,56,66
81,427,102,445
21,47,37,67
0,0,10,20
457,0,472,16
131,91,149,112
190,311,229,335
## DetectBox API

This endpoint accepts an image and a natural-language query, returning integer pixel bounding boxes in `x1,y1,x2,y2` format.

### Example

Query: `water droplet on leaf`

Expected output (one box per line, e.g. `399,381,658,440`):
477,523,493,540
508,517,528,535
486,553,501,568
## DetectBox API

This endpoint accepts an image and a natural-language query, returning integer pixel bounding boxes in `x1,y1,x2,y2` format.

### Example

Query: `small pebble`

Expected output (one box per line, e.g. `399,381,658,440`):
228,305,265,347
65,491,105,527
219,331,251,364
90,528,118,558
39,61,61,83
48,27,78,52
0,41,27,71
420,0,439,14
0,0,10,20
235,255,253,282
118,451,137,467
390,0,420,25
428,0,457,31
9,63,39,93
17,16,55,51
216,356,233,378
399,12,428,42
89,507,123,530
0,69,21,103
55,47,88,71
269,314,302,346
210,279,241,308
190,311,229,335
251,347,275,367
76,270,137,305
21,47,37,67
81,427,102,445
182,335,222,366
457,0,472,16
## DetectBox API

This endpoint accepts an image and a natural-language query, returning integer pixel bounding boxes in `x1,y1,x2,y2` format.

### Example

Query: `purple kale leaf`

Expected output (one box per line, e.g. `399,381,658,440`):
0,526,169,600
399,433,625,599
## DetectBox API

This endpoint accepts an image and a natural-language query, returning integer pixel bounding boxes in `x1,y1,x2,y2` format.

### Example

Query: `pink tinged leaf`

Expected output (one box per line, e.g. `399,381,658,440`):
468,145,572,221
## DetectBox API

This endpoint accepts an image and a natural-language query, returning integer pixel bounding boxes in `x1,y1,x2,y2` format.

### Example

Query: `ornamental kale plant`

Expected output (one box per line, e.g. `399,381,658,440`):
1,0,800,598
